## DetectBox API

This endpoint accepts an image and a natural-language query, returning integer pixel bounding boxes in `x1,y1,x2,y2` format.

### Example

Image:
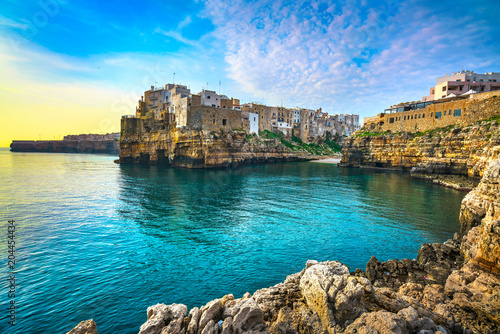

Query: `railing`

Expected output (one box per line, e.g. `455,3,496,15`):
122,115,136,119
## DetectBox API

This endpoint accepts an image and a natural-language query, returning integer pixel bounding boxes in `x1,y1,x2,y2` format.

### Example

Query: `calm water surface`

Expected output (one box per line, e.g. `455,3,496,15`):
0,149,464,333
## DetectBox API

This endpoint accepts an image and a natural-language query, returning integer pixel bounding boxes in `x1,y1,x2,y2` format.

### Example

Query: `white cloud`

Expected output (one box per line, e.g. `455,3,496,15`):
198,0,500,116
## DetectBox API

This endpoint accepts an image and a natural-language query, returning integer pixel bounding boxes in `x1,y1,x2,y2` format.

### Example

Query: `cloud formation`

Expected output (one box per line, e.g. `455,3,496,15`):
199,0,500,113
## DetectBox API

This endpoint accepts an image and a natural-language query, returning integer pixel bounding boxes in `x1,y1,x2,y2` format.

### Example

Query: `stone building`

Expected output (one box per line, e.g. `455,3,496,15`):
132,82,359,140
364,91,499,133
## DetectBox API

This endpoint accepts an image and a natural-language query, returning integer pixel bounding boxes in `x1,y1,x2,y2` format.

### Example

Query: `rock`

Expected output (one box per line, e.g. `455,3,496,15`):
299,261,350,330
66,320,98,334
139,303,187,334
344,311,408,334
397,306,420,331
199,299,223,333
187,307,201,334
230,297,267,333
221,317,233,334
306,260,319,268
200,320,218,334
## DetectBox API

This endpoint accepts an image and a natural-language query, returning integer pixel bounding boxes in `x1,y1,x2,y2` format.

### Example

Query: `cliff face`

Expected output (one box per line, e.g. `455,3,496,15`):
119,118,333,168
10,140,119,155
341,96,500,180
69,155,500,334
341,121,500,179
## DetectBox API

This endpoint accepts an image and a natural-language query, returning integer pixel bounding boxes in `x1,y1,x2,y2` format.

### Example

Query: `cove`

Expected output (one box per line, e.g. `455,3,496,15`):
0,150,464,334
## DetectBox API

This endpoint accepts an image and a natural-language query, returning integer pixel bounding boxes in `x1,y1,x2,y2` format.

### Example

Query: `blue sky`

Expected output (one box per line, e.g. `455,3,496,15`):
1,0,500,143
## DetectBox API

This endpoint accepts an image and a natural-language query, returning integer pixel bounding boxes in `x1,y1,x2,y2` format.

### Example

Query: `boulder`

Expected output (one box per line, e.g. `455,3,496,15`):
66,320,98,334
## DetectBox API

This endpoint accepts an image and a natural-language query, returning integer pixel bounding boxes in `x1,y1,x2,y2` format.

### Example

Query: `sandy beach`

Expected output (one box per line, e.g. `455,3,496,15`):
310,158,342,164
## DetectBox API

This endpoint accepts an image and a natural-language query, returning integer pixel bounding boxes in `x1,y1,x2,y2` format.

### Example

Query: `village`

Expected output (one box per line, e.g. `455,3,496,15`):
127,83,360,143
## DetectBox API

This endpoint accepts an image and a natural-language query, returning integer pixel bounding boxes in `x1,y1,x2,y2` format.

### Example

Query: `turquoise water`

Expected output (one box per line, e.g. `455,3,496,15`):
0,149,464,333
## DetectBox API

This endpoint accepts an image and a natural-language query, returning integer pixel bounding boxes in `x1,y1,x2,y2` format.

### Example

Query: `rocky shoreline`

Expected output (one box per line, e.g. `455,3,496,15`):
68,154,500,334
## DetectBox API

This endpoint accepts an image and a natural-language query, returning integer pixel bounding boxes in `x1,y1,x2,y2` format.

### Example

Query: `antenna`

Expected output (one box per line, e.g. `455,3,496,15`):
173,73,175,85
219,81,221,95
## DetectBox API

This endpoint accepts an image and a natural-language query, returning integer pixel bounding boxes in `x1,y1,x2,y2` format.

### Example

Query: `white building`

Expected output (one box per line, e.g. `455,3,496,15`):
249,112,259,134
199,90,220,108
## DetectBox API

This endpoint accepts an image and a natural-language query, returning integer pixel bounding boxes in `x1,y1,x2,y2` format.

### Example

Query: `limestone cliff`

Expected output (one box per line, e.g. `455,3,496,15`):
119,118,338,168
69,155,500,334
341,96,500,181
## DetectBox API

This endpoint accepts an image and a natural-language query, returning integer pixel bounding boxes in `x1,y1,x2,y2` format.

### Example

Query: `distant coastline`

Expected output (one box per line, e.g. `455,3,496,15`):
10,133,120,155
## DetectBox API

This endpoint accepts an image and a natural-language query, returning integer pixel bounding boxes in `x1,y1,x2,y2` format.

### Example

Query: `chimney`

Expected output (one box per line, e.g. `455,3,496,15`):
141,96,144,102
151,85,154,90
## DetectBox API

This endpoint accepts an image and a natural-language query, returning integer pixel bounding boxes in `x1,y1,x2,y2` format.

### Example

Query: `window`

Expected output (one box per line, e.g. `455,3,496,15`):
222,119,227,125
435,111,442,119
480,79,483,82
254,117,256,121
443,110,446,116
213,119,216,125
454,109,462,117
207,95,211,99
423,114,425,118
431,112,433,117
411,115,413,119
389,117,395,124
456,79,461,82
442,86,446,91
404,116,406,120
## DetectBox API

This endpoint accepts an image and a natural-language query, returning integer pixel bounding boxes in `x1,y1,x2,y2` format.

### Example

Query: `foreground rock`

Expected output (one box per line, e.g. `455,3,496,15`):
68,157,500,333
66,319,98,334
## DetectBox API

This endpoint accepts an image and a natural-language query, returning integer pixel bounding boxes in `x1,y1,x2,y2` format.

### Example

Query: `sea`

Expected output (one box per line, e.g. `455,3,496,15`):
0,148,465,333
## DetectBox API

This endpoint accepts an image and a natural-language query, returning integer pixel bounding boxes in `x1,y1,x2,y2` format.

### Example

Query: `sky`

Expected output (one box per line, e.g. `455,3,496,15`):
1,0,499,147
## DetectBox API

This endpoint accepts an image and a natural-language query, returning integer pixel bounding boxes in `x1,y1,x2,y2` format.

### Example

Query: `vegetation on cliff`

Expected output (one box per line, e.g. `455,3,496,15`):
256,130,342,155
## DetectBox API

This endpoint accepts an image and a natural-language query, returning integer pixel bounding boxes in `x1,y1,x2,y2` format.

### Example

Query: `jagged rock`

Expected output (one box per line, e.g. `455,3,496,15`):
66,320,98,334
199,299,223,332
140,303,187,334
344,310,408,334
200,320,218,334
187,307,201,334
299,261,350,330
229,297,267,333
397,306,420,331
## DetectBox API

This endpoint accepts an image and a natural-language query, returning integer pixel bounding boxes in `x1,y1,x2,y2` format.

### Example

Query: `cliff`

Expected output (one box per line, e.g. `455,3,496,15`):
119,118,339,168
69,155,500,334
340,96,500,182
10,139,119,155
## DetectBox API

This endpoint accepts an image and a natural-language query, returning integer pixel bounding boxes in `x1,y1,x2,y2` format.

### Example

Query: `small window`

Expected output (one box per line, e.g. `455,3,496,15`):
442,86,446,91
222,119,227,125
422,114,425,118
480,79,483,82
389,117,395,124
435,111,442,119
431,112,433,117
207,95,211,99
454,109,462,117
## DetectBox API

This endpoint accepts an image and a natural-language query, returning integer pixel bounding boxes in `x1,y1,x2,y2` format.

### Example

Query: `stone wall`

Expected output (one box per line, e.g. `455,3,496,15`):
190,106,243,133
364,94,500,134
